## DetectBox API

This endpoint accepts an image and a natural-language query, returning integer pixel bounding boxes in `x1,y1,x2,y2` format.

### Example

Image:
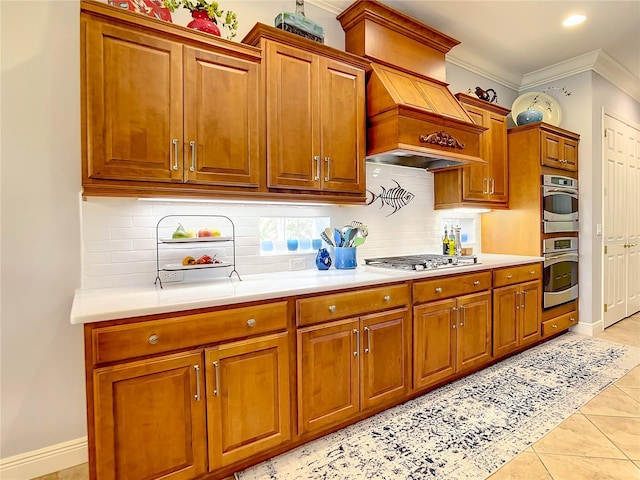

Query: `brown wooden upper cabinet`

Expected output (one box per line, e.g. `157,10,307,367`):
507,121,579,173
243,24,368,197
81,1,263,198
434,94,511,209
541,129,579,171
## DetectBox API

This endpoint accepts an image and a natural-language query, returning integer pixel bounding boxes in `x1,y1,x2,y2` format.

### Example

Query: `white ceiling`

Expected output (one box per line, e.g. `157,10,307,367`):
319,0,640,94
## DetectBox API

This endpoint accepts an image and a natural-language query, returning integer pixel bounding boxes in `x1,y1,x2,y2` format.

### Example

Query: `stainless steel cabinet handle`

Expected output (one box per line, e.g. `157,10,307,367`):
490,177,495,194
189,140,196,172
324,157,330,181
435,287,443,293
473,280,480,286
212,361,220,396
570,317,575,323
483,177,489,194
460,305,465,327
383,295,391,302
353,329,359,356
172,138,179,170
364,326,371,353
328,305,336,313
551,324,558,328
194,365,201,401
247,318,256,327
148,334,159,345
530,270,536,275
506,274,513,279
314,155,320,180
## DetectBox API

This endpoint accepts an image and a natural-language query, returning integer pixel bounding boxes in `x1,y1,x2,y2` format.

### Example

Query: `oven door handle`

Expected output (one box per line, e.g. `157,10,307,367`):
543,187,578,198
544,252,579,266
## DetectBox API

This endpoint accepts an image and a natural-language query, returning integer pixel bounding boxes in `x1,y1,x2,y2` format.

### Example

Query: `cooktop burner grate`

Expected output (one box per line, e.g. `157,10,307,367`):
364,254,479,271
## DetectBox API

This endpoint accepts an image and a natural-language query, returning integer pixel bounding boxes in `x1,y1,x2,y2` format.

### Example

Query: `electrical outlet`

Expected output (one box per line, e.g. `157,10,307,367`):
159,271,184,283
289,258,306,271
596,224,603,235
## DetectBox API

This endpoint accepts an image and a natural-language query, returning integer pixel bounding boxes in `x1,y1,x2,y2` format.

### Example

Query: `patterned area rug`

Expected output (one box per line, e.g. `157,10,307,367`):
238,333,640,480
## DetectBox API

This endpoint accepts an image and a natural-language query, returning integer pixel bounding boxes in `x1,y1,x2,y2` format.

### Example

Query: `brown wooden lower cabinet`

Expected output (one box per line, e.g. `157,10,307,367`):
297,307,410,436
413,291,492,390
493,280,541,357
206,333,290,471
93,351,208,480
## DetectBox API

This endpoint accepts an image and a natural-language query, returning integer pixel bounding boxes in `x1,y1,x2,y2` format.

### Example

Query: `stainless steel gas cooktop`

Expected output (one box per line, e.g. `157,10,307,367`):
364,254,479,271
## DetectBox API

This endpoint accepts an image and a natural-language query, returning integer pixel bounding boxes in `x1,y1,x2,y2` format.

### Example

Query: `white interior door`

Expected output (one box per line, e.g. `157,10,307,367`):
603,114,640,327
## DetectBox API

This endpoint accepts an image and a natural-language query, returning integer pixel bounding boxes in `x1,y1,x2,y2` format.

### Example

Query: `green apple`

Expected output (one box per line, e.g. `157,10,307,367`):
172,223,188,239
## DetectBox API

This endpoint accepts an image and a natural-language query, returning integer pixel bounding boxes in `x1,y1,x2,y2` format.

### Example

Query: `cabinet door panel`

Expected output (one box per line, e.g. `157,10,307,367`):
487,112,508,202
94,351,206,480
541,132,562,168
413,299,456,389
85,22,183,182
457,292,492,372
461,107,488,201
563,138,579,171
184,47,261,187
520,281,541,345
207,333,290,469
360,308,409,411
298,319,359,435
493,286,518,357
320,58,365,193
266,43,320,190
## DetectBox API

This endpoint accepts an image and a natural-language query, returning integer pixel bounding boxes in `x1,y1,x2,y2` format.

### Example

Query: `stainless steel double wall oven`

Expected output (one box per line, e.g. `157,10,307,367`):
541,175,579,309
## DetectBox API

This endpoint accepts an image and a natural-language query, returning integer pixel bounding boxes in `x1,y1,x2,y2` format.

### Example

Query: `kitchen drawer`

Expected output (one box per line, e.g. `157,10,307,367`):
413,271,491,304
493,263,542,288
92,301,288,364
541,310,578,338
297,283,410,326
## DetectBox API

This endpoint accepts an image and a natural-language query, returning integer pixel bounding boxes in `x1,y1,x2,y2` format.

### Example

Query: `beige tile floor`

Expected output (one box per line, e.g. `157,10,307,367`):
489,312,640,480
35,314,640,480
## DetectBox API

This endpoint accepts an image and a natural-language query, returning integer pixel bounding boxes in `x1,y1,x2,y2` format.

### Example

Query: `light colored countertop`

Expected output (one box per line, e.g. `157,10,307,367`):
70,254,543,324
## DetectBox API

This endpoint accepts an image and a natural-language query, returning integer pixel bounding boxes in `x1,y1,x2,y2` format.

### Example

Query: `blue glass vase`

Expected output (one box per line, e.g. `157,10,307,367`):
516,108,543,126
315,248,332,270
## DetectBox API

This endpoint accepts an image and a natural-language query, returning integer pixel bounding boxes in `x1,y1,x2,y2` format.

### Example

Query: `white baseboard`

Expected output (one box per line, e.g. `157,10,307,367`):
0,437,88,480
571,320,604,336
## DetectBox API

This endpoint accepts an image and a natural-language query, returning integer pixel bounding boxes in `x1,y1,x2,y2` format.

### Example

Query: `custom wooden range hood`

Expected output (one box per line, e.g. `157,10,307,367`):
338,0,486,170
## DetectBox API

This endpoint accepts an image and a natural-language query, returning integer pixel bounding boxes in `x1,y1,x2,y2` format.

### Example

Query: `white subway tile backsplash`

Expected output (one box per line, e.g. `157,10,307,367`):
80,164,482,288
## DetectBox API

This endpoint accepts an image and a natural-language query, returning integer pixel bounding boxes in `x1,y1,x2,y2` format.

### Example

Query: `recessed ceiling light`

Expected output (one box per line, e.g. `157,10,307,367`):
563,14,586,27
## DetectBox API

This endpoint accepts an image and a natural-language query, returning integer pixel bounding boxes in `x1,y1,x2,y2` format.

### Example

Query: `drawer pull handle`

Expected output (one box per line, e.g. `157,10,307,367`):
530,271,536,275
329,305,336,313
171,138,179,171
194,365,201,401
247,318,257,328
383,295,391,302
473,281,480,286
570,317,575,322
213,361,220,396
353,329,359,357
189,140,196,172
506,274,513,279
148,334,159,345
552,324,558,329
364,326,371,354
435,287,443,293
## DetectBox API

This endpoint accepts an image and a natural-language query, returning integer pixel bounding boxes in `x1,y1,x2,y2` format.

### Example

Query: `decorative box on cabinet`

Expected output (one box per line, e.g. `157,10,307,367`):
242,23,368,200
81,0,263,199
492,263,542,358
296,284,411,435
412,271,493,390
85,300,291,480
434,94,511,209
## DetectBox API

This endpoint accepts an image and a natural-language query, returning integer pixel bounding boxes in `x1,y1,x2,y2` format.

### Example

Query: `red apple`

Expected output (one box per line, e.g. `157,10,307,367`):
198,229,212,237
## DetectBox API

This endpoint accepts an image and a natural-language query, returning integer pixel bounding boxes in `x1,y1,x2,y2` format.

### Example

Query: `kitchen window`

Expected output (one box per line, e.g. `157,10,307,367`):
260,216,330,254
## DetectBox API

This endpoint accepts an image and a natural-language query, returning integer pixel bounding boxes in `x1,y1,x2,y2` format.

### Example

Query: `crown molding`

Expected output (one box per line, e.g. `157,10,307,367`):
519,50,639,101
307,0,343,15
446,50,521,91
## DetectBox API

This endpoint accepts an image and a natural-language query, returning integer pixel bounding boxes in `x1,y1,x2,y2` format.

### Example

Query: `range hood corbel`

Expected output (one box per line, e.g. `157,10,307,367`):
338,0,487,170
